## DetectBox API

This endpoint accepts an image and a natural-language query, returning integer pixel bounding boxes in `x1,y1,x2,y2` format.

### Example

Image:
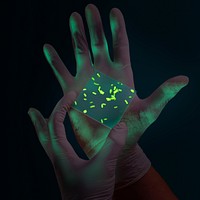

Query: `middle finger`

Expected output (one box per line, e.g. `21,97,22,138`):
69,12,93,77
85,4,111,67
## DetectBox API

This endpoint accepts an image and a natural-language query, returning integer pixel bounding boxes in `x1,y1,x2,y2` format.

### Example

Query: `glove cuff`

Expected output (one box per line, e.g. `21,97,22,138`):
115,143,151,190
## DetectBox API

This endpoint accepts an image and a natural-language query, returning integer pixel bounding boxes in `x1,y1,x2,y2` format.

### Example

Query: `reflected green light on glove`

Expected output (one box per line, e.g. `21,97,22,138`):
71,69,136,129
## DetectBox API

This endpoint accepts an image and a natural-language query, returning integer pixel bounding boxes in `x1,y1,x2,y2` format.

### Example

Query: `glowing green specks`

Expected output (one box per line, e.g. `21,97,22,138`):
97,73,101,77
113,89,119,94
101,103,106,108
130,89,135,93
106,97,112,101
100,117,108,124
98,86,105,95
124,100,128,104
111,95,116,100
106,95,116,101
117,81,123,86
106,84,123,101
71,69,136,129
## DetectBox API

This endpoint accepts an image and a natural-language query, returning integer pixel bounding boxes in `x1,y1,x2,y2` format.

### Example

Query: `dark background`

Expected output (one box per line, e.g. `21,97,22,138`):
8,0,200,199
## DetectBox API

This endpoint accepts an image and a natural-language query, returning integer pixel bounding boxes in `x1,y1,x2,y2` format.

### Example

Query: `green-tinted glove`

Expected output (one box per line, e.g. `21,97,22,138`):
28,92,128,200
42,3,189,189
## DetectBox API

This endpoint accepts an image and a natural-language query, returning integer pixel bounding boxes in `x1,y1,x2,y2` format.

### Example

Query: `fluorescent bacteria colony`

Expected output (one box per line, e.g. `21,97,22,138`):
71,70,136,129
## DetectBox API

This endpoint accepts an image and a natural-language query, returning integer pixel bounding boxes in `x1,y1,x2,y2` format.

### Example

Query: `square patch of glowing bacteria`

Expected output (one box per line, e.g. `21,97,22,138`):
71,69,136,129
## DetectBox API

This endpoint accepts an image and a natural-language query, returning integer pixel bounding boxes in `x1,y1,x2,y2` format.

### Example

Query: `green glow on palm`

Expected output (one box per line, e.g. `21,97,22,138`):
71,69,136,129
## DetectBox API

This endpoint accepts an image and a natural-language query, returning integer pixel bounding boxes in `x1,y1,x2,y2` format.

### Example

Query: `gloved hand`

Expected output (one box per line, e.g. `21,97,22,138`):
28,91,128,200
42,3,189,189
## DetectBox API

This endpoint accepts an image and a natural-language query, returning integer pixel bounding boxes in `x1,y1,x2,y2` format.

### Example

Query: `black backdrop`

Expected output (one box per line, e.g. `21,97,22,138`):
8,0,200,199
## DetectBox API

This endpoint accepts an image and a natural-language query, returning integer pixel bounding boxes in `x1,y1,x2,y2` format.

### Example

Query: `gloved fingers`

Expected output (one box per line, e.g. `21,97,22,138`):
48,91,81,161
43,43,75,93
28,108,49,145
69,12,94,76
95,122,128,172
143,75,189,124
109,8,131,66
85,4,111,66
48,91,77,140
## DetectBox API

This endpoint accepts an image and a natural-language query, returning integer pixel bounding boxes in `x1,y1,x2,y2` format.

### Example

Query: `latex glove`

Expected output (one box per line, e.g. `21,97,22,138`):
28,92,128,200
43,4,189,187
43,4,189,157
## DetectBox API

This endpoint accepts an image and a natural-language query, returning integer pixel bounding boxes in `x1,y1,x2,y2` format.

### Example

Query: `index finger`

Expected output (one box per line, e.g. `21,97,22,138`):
43,44,75,93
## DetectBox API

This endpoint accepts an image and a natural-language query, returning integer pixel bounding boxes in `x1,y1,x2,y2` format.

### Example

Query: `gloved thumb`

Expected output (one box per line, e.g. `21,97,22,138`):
144,75,189,124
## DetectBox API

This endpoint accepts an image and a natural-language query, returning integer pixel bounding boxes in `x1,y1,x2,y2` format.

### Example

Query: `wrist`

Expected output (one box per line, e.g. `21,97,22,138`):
57,173,115,200
115,144,151,190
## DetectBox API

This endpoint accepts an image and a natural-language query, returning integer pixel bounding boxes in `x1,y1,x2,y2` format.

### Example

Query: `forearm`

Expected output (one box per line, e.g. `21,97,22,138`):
113,166,178,200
